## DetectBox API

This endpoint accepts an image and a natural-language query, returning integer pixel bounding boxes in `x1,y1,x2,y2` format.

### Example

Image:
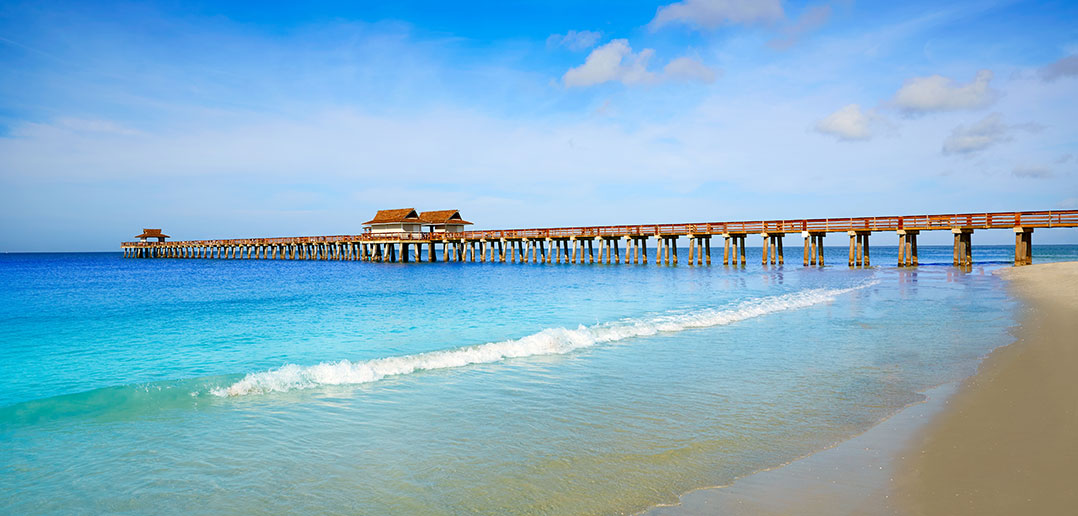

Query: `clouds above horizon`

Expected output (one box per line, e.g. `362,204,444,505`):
2,0,1078,250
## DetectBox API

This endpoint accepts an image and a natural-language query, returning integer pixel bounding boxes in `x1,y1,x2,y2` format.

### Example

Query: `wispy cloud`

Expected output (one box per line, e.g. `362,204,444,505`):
546,30,601,51
649,0,784,31
1011,165,1053,179
941,113,1039,155
768,5,832,50
1038,55,1078,82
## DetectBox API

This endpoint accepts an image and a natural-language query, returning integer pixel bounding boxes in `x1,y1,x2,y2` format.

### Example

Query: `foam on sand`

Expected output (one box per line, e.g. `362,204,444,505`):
213,284,873,397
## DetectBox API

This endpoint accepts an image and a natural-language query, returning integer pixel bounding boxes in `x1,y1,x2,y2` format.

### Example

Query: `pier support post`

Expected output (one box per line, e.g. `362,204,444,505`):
738,236,745,266
897,230,919,267
848,231,870,267
761,233,770,265
848,233,856,266
1014,227,1033,266
724,234,731,266
805,232,824,266
863,234,870,266
817,234,824,266
952,228,973,267
803,231,811,266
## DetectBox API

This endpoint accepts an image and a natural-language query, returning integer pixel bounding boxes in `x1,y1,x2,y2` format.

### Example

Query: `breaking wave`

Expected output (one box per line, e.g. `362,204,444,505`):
212,284,873,397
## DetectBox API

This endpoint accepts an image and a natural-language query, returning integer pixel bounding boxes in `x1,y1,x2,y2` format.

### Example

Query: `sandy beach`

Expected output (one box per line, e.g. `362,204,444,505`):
647,261,1078,515
894,261,1078,514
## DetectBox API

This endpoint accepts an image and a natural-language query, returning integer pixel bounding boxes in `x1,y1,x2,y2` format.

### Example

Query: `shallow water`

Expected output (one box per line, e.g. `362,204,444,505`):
2,246,1076,515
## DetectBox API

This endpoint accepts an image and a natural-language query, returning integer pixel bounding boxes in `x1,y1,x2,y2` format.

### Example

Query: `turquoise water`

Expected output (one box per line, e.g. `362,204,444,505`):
2,245,1076,514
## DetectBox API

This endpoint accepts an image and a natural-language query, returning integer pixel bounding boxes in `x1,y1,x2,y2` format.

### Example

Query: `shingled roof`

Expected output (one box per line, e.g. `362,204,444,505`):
419,210,472,225
134,228,170,239
363,208,422,225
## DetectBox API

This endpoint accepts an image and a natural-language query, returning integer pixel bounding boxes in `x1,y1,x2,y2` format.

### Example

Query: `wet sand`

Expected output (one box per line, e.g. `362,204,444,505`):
644,384,956,516
645,261,1078,515
894,261,1078,515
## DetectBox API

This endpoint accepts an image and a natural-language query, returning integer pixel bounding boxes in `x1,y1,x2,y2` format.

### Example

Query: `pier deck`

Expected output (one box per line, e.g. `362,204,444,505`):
121,210,1078,267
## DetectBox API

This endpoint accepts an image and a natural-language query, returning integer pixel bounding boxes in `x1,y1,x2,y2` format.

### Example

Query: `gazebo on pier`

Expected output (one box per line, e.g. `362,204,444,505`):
363,209,424,234
420,210,473,233
135,229,170,242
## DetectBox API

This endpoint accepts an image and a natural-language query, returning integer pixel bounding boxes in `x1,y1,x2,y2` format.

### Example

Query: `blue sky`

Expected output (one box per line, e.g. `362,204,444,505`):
1,0,1076,251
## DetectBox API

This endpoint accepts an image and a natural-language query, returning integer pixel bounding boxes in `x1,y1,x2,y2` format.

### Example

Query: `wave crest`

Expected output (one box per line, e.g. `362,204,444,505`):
212,285,870,397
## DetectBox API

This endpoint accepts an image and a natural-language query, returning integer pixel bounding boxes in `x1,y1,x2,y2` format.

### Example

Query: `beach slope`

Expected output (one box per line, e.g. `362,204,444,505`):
895,261,1078,515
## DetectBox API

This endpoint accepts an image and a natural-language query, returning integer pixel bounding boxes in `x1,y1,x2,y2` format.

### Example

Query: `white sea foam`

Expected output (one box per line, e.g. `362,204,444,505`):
211,284,872,397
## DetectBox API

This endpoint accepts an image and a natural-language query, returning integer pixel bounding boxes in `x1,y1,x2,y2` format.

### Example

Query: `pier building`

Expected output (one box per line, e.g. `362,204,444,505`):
420,210,473,234
135,229,169,243
363,209,424,234
121,209,1077,268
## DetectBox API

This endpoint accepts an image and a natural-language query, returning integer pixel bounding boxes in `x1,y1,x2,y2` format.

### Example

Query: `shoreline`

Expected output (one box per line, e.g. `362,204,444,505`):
644,261,1078,515
893,261,1078,514
642,383,958,516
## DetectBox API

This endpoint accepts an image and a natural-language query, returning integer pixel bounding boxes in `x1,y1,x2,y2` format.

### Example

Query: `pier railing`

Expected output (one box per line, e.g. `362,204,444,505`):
121,209,1078,248
121,209,1076,267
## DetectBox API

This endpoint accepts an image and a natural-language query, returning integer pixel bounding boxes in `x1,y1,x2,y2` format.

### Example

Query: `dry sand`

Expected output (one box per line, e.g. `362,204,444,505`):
646,261,1078,515
894,261,1078,515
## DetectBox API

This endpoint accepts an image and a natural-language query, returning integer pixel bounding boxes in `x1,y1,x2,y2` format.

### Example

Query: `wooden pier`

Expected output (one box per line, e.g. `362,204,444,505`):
121,210,1078,267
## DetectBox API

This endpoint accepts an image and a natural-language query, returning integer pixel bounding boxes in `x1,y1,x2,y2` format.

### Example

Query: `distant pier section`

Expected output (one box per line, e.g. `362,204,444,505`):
122,209,1078,267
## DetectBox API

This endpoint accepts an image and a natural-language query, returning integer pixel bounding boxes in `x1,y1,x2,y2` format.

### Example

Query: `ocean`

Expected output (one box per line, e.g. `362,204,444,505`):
2,245,1076,515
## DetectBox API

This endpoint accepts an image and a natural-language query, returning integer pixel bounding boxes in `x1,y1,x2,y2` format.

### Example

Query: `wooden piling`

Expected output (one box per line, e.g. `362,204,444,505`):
1014,227,1033,266
762,233,770,265
738,236,745,266
724,235,731,266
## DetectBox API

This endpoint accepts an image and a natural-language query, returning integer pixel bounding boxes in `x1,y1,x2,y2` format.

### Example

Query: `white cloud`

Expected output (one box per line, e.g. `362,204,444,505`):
650,0,784,31
562,40,716,87
941,113,1034,154
663,57,718,83
546,30,602,51
814,104,876,141
562,40,656,87
768,5,832,50
1038,55,1078,81
892,70,996,114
